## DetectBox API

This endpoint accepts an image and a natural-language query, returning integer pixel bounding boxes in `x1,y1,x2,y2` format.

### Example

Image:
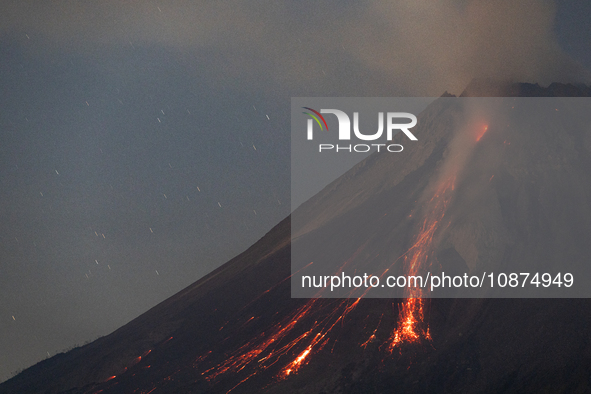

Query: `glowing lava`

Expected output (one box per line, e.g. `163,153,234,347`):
206,168,464,386
388,124,487,349
476,125,488,142
202,300,317,381
281,345,312,377
387,174,455,350
201,122,488,389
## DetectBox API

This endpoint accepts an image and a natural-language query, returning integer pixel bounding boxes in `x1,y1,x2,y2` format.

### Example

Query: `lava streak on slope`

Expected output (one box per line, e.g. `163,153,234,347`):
476,125,488,142
201,296,365,391
388,123,488,349
196,124,491,392
387,174,455,350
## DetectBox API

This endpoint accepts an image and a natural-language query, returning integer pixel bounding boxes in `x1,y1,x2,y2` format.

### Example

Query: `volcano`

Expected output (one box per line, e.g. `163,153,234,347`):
3,80,591,394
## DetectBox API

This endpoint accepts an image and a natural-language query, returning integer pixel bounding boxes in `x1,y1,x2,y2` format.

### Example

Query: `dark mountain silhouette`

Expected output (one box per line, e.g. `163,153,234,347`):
2,81,591,394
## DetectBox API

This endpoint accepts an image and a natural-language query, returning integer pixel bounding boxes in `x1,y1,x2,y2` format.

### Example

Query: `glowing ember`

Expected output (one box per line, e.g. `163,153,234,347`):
476,125,488,141
388,298,427,350
281,346,312,377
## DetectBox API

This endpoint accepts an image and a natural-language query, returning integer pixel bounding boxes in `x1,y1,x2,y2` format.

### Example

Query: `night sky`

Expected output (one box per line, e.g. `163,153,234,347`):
1,0,590,382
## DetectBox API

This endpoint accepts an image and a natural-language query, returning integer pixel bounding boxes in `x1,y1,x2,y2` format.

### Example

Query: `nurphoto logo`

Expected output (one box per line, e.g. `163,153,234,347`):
303,107,418,153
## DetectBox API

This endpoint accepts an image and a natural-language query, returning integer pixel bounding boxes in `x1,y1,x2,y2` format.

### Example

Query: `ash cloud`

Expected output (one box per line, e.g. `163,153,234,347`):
347,0,590,94
1,0,588,96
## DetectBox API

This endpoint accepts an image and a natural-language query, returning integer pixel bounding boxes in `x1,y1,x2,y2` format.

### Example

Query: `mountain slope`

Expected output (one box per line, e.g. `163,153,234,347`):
2,81,591,394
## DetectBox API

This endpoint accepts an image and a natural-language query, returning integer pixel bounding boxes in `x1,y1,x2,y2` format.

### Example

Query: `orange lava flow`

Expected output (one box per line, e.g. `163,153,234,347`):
280,345,313,377
203,300,317,381
361,313,384,349
388,123,486,349
388,172,456,350
203,125,487,387
202,297,363,392
204,171,459,386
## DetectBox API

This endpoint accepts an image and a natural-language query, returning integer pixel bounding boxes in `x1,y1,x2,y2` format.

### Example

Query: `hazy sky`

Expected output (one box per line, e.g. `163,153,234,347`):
1,0,590,382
